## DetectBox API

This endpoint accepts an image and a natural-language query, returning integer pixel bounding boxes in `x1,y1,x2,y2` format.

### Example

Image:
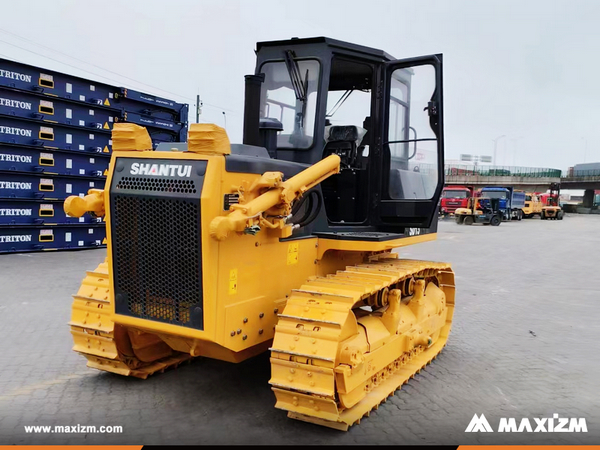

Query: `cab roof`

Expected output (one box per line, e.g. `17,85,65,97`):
256,36,396,61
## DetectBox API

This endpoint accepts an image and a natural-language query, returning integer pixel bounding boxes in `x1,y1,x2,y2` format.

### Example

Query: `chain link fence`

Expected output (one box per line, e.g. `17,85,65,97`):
445,165,562,178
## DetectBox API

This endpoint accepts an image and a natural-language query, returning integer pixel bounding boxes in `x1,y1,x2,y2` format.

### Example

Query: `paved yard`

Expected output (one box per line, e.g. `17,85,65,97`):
1,214,599,445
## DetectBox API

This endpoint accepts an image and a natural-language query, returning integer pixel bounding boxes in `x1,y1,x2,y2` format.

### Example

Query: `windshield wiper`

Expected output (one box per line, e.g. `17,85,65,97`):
284,50,307,102
284,50,309,137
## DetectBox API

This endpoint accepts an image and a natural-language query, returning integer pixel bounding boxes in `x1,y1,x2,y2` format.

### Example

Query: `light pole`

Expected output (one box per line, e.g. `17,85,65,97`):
510,136,524,166
492,134,506,166
196,94,202,124
223,111,227,130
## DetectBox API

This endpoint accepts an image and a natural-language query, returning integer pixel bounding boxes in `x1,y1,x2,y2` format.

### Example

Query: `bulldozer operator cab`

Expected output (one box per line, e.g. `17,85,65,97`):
244,37,444,238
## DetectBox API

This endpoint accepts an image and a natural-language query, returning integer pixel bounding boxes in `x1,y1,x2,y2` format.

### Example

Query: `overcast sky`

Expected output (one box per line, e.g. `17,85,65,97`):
2,0,599,171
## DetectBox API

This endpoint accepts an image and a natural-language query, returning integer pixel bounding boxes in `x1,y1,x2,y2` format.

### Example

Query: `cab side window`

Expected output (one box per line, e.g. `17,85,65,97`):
387,64,438,200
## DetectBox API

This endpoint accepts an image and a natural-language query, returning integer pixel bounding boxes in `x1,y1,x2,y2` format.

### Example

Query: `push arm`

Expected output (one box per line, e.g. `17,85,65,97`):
64,189,106,218
210,154,340,240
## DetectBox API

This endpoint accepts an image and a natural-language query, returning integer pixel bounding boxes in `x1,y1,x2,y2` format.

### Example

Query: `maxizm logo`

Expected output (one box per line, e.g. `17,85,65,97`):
465,414,587,433
130,162,192,177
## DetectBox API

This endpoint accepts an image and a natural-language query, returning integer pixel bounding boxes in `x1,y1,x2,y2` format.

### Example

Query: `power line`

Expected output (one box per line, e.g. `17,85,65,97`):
0,52,22,62
0,28,243,115
0,37,177,96
0,28,194,102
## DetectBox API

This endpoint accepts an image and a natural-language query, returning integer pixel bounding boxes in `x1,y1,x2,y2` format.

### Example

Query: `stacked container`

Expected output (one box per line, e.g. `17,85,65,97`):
0,58,188,253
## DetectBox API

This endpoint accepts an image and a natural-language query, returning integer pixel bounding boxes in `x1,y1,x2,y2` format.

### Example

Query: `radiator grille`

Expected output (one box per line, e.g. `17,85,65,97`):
116,177,197,194
112,191,203,329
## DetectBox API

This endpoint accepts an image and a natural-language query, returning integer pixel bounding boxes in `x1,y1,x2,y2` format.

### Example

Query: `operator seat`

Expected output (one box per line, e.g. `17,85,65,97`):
321,125,368,223
323,125,364,167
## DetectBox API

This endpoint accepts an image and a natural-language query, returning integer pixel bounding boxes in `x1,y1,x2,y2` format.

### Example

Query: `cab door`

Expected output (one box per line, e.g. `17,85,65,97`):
377,54,444,228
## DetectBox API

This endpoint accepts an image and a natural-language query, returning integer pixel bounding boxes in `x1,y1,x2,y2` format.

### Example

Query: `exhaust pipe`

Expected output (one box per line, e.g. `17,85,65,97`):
242,73,265,147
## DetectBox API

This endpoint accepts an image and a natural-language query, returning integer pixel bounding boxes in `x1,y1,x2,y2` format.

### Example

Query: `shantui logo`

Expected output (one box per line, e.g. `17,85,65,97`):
465,413,587,433
130,162,192,177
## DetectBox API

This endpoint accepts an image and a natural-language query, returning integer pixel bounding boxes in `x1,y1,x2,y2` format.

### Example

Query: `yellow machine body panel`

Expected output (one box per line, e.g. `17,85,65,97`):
542,205,563,219
522,193,543,217
454,198,486,216
454,207,472,215
103,146,433,359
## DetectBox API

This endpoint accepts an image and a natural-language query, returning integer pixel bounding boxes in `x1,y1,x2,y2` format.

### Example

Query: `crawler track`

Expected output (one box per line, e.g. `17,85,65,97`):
69,258,191,379
269,254,455,430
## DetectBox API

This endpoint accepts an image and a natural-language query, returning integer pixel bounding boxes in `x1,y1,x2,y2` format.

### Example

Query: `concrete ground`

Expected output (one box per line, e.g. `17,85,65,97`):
0,214,599,445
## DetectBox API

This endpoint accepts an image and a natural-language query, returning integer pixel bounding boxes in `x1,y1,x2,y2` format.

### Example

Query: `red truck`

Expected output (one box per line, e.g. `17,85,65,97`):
539,192,558,206
440,186,473,215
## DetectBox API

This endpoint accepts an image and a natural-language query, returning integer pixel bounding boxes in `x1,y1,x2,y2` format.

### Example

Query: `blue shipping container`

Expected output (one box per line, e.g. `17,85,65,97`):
0,145,108,177
0,224,105,253
0,198,103,226
0,87,186,134
0,87,116,131
0,116,184,152
117,88,189,120
0,171,104,199
118,111,186,136
0,58,188,122
0,115,112,152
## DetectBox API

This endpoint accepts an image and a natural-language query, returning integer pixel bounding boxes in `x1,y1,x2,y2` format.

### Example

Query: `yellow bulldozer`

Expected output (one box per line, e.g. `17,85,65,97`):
64,37,455,431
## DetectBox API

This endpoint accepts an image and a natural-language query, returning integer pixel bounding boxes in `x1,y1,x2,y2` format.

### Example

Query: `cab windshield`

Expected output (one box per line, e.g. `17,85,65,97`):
482,191,508,199
259,59,320,149
442,190,469,199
